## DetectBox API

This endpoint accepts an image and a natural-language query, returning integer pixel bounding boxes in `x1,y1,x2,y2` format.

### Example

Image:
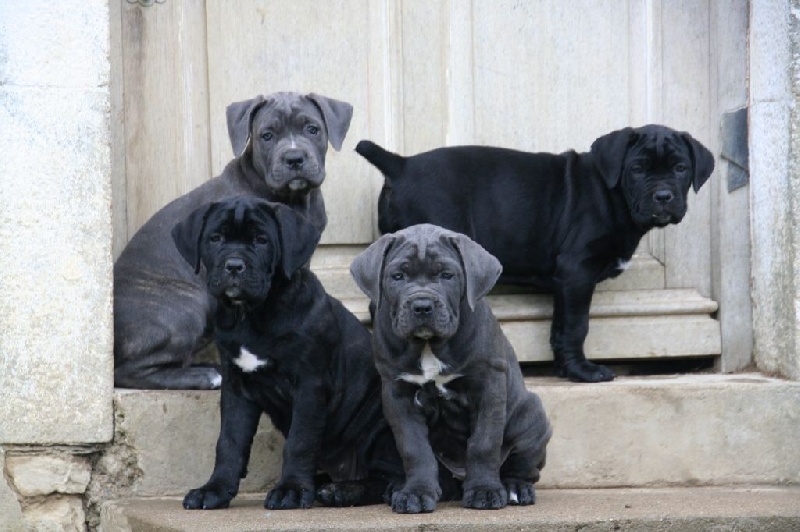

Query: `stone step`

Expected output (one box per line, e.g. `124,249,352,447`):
106,375,800,505
339,288,718,323
101,486,800,531
337,289,720,362
310,246,717,363
311,246,666,299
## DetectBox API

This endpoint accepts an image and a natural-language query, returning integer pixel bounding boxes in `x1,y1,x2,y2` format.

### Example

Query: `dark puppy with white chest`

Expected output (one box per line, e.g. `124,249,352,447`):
172,197,403,511
114,91,352,389
351,224,552,514
356,125,714,382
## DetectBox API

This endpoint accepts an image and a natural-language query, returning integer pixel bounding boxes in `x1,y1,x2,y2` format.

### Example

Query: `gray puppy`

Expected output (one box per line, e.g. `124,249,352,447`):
114,92,353,389
351,224,552,514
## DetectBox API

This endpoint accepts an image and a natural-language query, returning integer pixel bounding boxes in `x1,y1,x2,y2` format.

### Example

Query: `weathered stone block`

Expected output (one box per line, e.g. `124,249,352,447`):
0,449,25,532
6,455,92,497
112,390,282,497
22,497,86,532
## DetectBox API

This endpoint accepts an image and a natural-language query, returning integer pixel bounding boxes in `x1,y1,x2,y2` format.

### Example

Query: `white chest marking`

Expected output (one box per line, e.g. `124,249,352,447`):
616,258,631,272
398,345,462,394
233,346,267,373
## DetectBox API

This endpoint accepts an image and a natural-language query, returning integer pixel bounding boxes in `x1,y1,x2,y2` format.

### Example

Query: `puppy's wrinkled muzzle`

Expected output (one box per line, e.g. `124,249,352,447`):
395,292,456,340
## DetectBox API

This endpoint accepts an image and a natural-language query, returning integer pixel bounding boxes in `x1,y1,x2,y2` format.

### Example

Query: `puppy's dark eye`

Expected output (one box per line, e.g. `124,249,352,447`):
306,124,319,135
674,163,688,173
440,271,454,280
391,272,404,281
253,235,268,245
261,131,274,141
209,234,223,243
630,164,645,176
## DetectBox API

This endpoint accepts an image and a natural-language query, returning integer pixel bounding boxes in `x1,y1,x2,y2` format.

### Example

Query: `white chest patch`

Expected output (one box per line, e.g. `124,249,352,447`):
233,346,267,373
398,344,462,394
616,258,631,272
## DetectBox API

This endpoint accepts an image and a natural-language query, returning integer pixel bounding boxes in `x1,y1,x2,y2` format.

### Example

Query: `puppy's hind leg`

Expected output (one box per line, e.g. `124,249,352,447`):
114,313,221,390
499,451,543,506
317,424,406,507
500,394,551,506
115,364,222,390
551,271,615,382
113,343,221,389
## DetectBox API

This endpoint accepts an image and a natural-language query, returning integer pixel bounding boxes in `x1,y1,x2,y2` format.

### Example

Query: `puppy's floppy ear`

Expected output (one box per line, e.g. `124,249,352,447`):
226,95,268,157
171,202,219,275
590,127,635,189
262,202,321,278
350,234,397,304
680,132,715,192
307,93,353,151
445,234,502,311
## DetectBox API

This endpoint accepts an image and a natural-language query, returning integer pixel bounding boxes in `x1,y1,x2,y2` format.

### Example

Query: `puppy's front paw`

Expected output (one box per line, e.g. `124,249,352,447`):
317,478,393,507
560,359,615,383
383,478,405,505
462,485,508,510
391,487,438,514
504,479,535,505
317,482,359,507
265,482,315,510
183,483,235,510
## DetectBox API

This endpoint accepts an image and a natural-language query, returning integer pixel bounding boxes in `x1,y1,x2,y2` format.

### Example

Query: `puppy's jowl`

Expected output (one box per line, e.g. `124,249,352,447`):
357,125,714,383
352,224,552,514
114,92,352,390
172,198,403,511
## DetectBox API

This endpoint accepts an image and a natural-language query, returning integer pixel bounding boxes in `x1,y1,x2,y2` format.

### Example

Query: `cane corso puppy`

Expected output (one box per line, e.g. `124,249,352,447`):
173,197,404,510
114,92,352,389
356,125,714,383
351,224,552,514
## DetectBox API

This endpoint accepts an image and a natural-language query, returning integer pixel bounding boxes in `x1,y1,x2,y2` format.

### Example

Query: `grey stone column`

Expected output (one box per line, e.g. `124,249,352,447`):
749,0,800,380
0,0,113,443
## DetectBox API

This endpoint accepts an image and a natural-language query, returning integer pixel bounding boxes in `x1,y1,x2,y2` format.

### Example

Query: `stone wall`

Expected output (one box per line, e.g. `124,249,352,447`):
790,0,800,379
750,0,800,379
0,0,113,530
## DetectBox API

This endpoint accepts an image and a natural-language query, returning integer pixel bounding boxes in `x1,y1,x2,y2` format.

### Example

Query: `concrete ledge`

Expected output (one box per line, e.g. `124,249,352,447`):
537,374,800,487
110,374,800,499
101,486,800,532
111,390,282,498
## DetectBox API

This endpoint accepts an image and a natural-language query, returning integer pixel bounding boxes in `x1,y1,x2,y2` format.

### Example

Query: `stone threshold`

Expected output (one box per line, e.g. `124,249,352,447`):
101,485,800,532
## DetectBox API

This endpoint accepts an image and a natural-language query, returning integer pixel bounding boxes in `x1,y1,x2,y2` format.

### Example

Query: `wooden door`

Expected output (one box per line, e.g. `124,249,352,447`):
116,0,713,288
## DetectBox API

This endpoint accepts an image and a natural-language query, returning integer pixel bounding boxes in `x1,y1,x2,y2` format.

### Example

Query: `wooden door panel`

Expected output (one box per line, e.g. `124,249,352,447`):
118,0,714,291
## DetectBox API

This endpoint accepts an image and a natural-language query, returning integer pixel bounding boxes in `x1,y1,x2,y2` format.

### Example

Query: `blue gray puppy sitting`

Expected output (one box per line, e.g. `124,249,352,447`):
351,224,552,514
114,92,352,390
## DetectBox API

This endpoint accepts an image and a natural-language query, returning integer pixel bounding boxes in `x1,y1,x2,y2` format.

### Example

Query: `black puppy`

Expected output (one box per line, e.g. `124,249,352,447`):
172,197,402,510
356,125,714,382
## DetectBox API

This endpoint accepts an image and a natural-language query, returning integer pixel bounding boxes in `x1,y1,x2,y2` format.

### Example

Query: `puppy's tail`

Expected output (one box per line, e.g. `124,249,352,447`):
356,140,406,180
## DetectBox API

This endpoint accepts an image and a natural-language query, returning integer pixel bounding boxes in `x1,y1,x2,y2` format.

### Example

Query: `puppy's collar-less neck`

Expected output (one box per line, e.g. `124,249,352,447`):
397,343,462,394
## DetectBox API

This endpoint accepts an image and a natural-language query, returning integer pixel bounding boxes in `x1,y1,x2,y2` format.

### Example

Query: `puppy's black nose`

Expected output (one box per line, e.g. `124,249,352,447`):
411,297,434,316
653,190,674,204
225,258,246,275
283,150,305,170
